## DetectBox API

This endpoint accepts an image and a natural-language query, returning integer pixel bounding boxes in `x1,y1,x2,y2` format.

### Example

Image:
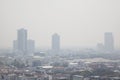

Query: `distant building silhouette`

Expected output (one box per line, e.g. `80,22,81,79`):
52,33,60,52
96,43,104,52
27,39,35,54
17,28,27,53
13,40,18,51
104,32,114,52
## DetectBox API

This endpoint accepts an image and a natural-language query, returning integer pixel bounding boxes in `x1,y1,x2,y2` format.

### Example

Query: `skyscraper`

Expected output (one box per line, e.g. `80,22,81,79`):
52,33,60,51
104,32,114,52
17,28,27,53
27,39,35,54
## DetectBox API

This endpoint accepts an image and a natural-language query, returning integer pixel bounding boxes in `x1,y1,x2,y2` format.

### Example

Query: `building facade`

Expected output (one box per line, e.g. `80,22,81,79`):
104,32,114,52
52,33,60,52
17,28,28,54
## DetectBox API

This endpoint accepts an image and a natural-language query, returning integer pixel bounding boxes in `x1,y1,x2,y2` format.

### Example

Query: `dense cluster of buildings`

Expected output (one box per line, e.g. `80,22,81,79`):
0,55,120,80
0,28,119,80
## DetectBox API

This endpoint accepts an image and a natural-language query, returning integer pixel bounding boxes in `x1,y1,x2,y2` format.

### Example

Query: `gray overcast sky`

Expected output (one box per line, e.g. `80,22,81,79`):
0,0,120,49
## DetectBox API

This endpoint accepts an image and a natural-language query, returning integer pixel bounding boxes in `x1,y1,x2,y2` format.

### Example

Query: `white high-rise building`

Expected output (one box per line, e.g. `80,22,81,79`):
52,33,60,52
17,28,27,53
104,32,114,52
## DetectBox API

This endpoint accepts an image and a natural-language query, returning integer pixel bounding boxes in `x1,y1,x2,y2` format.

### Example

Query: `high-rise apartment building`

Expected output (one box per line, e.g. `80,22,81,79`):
17,28,27,53
52,33,60,51
104,32,114,51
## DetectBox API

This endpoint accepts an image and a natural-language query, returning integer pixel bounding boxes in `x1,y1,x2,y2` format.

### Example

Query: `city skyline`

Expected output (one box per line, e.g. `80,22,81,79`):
3,28,120,50
0,1,120,80
0,0,120,49
13,28,116,51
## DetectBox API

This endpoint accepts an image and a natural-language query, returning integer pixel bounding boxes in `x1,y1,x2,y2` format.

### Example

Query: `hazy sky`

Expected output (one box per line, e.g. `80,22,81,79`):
0,0,120,49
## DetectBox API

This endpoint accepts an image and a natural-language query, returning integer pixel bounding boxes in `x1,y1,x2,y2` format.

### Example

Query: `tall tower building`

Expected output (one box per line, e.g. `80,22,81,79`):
104,32,114,52
17,28,27,53
52,33,60,51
